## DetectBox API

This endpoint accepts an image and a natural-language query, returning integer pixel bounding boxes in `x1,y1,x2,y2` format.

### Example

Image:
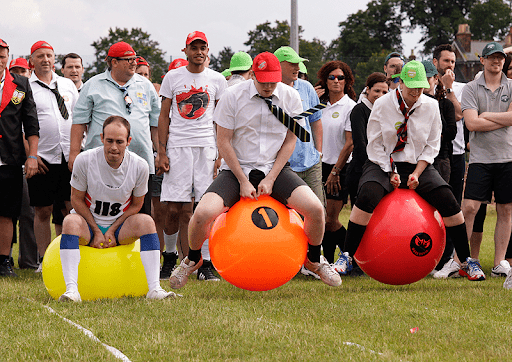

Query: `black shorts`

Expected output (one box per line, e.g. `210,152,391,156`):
205,166,307,208
322,162,349,202
358,160,449,194
464,162,512,204
0,166,23,218
27,157,71,207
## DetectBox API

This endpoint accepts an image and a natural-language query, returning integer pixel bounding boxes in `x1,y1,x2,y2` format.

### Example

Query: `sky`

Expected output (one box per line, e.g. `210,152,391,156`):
1,0,422,67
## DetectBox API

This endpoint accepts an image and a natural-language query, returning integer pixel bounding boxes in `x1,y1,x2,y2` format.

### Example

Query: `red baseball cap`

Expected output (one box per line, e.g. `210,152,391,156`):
161,58,189,78
108,42,136,58
9,58,30,70
186,31,208,46
31,41,53,54
0,39,8,49
252,52,282,83
136,56,149,67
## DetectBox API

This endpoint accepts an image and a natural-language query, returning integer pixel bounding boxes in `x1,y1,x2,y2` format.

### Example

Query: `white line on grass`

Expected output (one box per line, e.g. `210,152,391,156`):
24,298,132,362
343,341,384,356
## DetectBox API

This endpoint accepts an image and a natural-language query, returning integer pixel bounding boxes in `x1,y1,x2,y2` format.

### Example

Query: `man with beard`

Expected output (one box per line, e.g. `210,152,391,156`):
157,31,227,281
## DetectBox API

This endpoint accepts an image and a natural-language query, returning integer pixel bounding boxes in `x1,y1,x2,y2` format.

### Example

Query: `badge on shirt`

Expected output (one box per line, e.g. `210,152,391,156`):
11,89,25,105
136,92,148,106
501,95,510,103
63,95,69,102
332,112,339,119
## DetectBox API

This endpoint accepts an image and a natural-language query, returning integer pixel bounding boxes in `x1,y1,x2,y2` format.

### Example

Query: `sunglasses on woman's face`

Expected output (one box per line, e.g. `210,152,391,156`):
328,75,345,81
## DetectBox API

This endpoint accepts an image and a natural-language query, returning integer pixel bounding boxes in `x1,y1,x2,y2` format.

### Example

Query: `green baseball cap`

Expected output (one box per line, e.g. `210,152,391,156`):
421,60,438,78
221,69,232,78
228,51,253,72
481,41,506,58
299,61,307,74
274,46,308,64
392,60,430,89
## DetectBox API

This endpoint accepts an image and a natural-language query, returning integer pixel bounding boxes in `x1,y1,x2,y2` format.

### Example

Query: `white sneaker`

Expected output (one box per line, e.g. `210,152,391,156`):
169,257,203,289
433,259,460,279
146,288,178,300
304,257,342,287
35,263,42,273
503,268,512,289
58,290,81,302
491,260,511,277
299,255,328,280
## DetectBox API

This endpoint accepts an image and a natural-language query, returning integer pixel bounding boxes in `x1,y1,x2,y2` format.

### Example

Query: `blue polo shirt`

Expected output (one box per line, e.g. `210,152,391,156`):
288,78,322,172
73,70,160,173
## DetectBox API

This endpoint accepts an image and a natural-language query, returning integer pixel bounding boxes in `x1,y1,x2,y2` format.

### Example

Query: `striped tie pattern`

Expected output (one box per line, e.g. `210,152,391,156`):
36,80,69,120
390,88,415,172
293,102,327,121
258,95,311,142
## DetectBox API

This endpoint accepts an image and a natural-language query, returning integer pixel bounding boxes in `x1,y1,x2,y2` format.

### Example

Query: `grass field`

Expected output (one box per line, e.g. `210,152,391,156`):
3,207,512,361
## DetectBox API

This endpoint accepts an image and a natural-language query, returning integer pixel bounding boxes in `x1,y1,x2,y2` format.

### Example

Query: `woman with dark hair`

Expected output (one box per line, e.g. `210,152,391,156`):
346,72,389,207
314,61,356,264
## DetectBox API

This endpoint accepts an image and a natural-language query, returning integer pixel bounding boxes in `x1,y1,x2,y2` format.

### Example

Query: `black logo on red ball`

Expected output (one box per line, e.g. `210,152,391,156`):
410,233,432,257
251,207,279,230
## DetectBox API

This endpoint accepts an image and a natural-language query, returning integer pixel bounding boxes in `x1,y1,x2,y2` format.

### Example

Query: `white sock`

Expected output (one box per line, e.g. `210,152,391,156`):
201,239,210,261
60,249,80,292
164,231,178,254
140,249,161,291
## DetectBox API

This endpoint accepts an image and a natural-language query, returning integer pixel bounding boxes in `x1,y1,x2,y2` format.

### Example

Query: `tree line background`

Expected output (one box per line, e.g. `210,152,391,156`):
65,0,512,94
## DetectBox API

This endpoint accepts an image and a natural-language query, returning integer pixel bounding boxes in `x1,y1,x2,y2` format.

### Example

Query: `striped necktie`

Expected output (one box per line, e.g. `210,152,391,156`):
35,80,69,120
293,102,327,121
258,95,311,142
390,88,415,172
106,79,132,114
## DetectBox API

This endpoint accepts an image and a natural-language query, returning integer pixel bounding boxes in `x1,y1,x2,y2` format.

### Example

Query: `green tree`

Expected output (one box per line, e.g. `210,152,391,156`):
244,20,297,57
326,0,403,70
243,20,326,85
468,0,512,40
84,27,167,83
210,46,234,72
353,51,388,94
400,0,477,54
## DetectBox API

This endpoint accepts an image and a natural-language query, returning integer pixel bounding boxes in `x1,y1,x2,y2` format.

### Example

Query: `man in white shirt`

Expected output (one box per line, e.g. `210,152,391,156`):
58,116,175,301
157,31,227,281
27,41,79,269
168,52,342,289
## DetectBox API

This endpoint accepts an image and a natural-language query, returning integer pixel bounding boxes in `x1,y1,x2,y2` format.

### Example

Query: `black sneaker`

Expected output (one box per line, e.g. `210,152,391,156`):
160,252,178,280
349,266,365,277
197,260,220,281
0,258,18,277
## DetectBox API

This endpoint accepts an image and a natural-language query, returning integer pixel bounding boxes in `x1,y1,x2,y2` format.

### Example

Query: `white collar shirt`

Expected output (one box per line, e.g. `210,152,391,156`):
214,80,304,177
367,89,441,173
29,71,79,163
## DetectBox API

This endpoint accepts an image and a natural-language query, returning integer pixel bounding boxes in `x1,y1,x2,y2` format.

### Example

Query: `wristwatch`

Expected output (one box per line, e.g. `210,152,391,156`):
446,88,453,94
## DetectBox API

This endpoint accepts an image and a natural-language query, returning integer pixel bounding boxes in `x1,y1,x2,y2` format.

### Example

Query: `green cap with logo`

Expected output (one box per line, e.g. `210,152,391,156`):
274,46,308,63
228,51,253,72
392,60,430,88
421,60,438,78
481,41,506,58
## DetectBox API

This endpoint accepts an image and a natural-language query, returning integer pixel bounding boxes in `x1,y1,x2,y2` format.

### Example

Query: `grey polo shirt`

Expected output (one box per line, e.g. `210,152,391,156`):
461,73,512,164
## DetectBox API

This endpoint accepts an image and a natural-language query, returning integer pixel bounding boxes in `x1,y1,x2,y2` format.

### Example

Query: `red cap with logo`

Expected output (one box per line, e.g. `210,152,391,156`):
0,39,9,49
31,41,53,54
9,58,30,70
136,57,149,67
161,58,189,78
108,42,136,58
186,31,208,46
252,52,282,83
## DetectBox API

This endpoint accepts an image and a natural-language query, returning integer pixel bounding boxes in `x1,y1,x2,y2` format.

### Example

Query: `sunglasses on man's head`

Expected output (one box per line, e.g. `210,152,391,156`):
328,75,345,81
